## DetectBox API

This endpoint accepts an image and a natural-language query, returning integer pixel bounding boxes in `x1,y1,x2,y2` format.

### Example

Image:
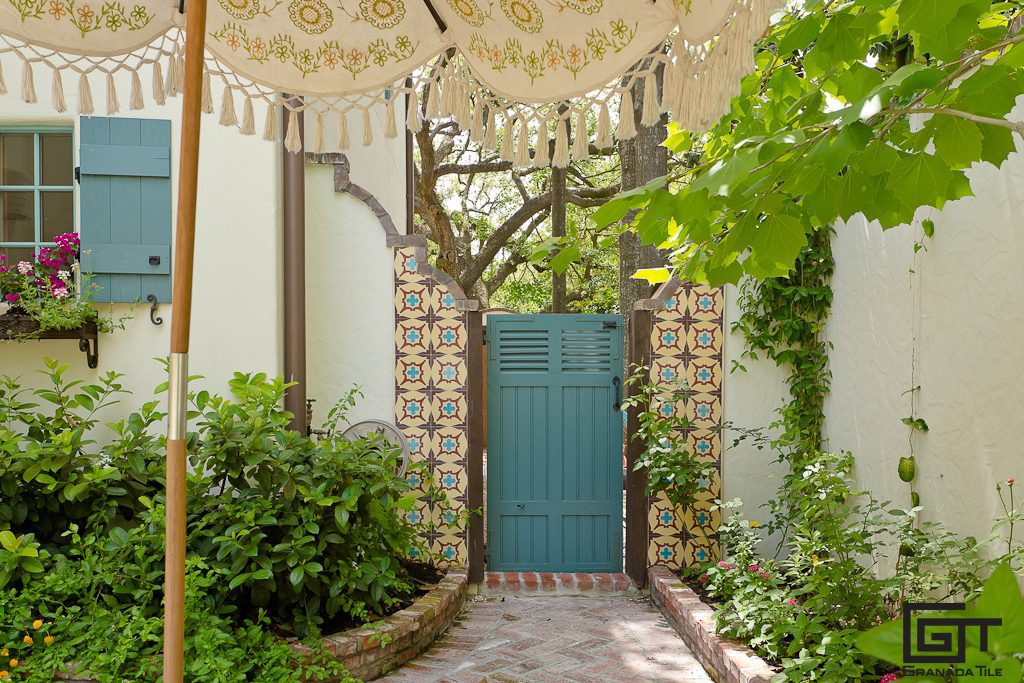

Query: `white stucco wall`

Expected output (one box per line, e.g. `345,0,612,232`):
0,58,407,431
722,285,791,550
303,105,407,428
824,143,1024,545
0,60,282,418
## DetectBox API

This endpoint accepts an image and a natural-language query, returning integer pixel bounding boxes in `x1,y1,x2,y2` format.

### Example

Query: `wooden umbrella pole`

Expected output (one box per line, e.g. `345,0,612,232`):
163,0,209,678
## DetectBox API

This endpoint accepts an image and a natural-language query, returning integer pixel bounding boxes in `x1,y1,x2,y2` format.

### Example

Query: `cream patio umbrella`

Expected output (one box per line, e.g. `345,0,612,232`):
0,0,778,677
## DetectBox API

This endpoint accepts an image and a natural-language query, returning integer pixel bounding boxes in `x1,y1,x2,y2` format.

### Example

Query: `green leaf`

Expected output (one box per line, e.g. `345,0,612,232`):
922,219,935,238
733,212,809,279
548,246,580,274
898,456,916,482
930,116,983,168
0,530,17,551
777,13,824,55
979,125,1016,168
19,557,44,573
631,268,671,284
957,64,1024,118
899,0,989,61
856,619,906,665
971,563,1024,655
888,153,968,212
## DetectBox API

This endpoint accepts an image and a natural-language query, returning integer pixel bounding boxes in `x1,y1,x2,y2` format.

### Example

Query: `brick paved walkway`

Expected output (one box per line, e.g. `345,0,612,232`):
380,594,714,683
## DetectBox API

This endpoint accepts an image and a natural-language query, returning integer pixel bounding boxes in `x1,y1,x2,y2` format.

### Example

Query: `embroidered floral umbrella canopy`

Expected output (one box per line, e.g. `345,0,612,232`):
0,0,777,163
0,0,776,680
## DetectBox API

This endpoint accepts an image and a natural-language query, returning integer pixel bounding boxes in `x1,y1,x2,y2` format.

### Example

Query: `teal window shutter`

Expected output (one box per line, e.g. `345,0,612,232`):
79,117,172,304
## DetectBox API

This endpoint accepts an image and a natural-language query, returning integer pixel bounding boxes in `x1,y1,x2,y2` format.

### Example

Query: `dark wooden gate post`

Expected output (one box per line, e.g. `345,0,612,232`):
466,309,485,584
624,307,652,587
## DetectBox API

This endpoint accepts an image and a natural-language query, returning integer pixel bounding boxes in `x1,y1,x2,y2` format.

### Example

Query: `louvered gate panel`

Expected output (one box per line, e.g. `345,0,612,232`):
487,315,624,572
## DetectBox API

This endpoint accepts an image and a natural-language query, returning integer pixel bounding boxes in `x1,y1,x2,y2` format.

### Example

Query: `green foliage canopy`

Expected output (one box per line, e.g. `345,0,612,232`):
596,0,1024,284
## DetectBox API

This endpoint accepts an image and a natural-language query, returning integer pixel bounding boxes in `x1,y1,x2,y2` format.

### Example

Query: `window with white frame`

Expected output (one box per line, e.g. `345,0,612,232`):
0,129,75,265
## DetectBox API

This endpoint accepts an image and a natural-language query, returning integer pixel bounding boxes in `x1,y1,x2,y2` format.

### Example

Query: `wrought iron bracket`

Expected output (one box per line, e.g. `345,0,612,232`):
147,294,164,325
78,334,99,369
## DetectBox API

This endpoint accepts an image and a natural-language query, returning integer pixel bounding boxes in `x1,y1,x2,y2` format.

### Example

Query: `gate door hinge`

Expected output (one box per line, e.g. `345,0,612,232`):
602,321,619,329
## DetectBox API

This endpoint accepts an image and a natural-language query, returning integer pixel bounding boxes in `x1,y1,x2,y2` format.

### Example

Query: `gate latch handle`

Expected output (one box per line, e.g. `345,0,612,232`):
612,375,621,412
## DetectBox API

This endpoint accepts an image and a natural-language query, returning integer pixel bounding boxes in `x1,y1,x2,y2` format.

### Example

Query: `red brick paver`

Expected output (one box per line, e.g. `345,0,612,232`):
379,594,713,682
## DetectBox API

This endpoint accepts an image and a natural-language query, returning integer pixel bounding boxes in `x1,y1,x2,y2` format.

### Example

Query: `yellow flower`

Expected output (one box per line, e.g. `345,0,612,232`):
0,670,9,680
7,659,16,668
811,554,820,566
44,636,54,645
0,650,6,657
749,521,761,528
32,620,43,630
22,635,32,646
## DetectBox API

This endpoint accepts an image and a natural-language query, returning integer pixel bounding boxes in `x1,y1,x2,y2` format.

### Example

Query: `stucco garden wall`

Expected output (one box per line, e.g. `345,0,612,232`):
824,143,1024,548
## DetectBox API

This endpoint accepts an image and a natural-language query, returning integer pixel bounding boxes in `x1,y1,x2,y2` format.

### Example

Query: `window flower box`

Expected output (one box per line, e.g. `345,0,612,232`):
0,312,98,367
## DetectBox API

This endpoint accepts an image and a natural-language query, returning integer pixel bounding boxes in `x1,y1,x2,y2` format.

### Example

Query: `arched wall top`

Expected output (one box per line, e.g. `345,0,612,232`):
306,152,480,312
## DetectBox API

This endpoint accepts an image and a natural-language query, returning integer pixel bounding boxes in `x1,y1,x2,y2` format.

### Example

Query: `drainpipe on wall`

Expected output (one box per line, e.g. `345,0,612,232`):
282,96,307,435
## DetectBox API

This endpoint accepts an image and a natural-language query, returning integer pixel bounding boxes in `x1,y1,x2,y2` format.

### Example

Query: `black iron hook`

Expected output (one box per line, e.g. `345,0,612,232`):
147,294,164,326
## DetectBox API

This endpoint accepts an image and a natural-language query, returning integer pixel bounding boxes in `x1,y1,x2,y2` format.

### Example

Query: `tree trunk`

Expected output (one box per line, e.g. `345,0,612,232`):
551,163,568,313
617,67,668,319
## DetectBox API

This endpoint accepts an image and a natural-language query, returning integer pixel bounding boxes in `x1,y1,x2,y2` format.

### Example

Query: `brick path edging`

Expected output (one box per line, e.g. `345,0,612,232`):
296,568,469,681
483,571,636,595
648,566,775,683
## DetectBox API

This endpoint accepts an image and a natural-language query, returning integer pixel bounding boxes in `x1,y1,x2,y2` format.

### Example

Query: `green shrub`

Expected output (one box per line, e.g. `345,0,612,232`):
697,447,1020,683
0,359,435,680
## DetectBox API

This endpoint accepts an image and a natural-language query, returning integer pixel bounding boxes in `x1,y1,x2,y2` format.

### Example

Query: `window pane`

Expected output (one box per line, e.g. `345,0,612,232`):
41,134,72,186
0,245,34,266
0,134,34,186
41,191,73,241
0,191,35,242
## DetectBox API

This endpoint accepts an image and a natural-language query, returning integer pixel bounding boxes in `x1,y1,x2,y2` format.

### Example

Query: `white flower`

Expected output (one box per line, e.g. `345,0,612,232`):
58,270,70,280
53,287,70,299
17,261,32,275
71,262,80,272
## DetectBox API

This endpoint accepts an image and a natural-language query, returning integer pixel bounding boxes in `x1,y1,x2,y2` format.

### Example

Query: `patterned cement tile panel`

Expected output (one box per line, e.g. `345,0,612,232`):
395,246,469,565
380,595,713,682
647,285,724,569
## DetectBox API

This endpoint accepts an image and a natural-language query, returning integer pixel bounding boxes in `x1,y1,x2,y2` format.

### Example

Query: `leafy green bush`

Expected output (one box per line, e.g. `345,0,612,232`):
622,371,716,514
0,360,435,680
696,447,1021,682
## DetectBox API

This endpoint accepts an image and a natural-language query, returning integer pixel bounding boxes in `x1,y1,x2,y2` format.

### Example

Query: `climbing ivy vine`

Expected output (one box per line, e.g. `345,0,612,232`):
732,228,834,464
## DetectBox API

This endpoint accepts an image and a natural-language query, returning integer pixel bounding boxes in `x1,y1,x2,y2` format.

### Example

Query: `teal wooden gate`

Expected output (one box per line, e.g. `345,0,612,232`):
486,314,624,572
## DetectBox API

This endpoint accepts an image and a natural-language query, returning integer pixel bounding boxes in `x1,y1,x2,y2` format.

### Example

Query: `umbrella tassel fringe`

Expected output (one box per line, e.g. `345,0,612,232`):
533,116,550,168
337,110,350,150
514,117,530,168
240,97,256,135
572,108,588,160
263,101,278,142
106,73,120,115
220,87,238,127
385,99,397,139
129,70,144,110
78,73,94,115
51,68,66,113
21,62,36,104
362,109,373,146
201,71,213,114
552,116,570,168
313,111,325,153
284,109,302,152
152,61,166,105
406,88,422,134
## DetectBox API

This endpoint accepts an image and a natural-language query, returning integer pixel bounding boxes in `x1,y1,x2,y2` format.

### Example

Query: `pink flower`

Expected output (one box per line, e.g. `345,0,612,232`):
53,287,70,299
698,575,709,584
17,261,32,275
760,570,771,580
748,564,760,572
880,674,901,683
786,598,798,606
716,561,733,570
1009,477,1016,486
4,293,20,303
